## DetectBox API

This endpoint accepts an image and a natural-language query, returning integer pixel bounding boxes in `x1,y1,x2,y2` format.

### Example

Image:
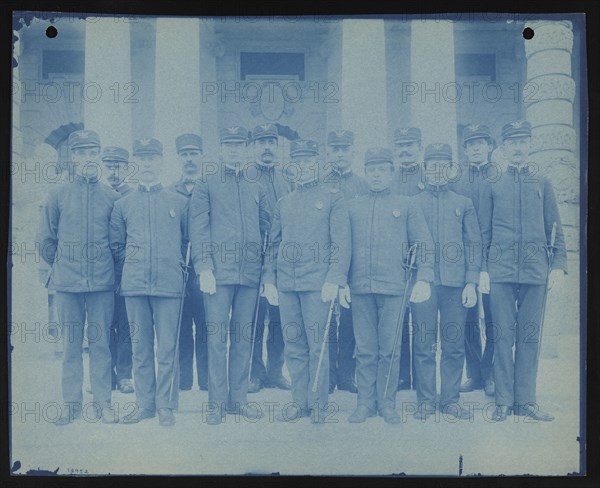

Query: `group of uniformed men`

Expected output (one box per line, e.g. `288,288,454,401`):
38,119,567,427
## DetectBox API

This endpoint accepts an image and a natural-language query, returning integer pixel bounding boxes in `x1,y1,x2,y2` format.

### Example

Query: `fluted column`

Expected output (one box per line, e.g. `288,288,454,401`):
524,20,579,358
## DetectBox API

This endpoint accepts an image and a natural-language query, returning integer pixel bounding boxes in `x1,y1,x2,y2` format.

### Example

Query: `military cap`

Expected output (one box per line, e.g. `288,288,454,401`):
176,133,203,153
462,124,494,145
327,130,354,146
364,146,394,166
252,123,279,141
68,129,101,149
101,146,129,163
220,126,249,143
393,127,421,144
290,139,319,157
424,143,452,161
501,120,532,140
133,138,163,156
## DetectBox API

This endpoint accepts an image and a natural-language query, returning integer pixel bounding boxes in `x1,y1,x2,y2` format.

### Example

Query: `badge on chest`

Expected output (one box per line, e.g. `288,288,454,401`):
169,209,176,218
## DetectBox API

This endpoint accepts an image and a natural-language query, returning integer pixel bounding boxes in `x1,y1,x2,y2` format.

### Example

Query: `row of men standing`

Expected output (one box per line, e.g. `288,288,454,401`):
38,119,567,426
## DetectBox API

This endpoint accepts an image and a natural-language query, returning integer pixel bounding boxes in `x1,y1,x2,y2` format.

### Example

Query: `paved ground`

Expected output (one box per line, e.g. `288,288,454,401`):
8,218,583,476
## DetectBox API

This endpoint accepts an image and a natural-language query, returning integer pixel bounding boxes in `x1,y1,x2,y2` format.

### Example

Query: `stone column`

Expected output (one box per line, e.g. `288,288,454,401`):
341,19,387,172
410,20,458,158
84,17,133,149
154,17,202,183
199,21,220,166
524,20,579,357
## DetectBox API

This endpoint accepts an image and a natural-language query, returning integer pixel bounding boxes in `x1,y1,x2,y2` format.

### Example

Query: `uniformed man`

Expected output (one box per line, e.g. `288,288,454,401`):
411,143,482,421
391,127,425,391
38,129,119,425
189,126,270,425
346,147,433,424
110,138,188,427
263,139,351,423
101,146,135,395
322,129,367,395
391,127,425,197
479,121,567,422
247,123,291,394
451,125,496,397
169,133,208,392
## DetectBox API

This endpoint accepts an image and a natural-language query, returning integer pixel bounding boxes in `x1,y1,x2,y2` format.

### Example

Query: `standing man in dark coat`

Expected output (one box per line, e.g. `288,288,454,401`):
324,129,368,394
169,133,208,392
479,121,567,422
411,143,482,421
451,124,497,397
101,146,134,395
263,139,351,424
189,126,270,425
391,127,425,391
346,147,433,424
110,138,189,427
248,124,291,394
39,129,119,425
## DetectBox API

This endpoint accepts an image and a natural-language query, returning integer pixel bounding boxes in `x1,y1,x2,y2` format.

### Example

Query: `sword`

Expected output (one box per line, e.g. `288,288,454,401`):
384,244,418,399
248,232,270,384
168,241,192,404
536,222,557,366
312,297,337,394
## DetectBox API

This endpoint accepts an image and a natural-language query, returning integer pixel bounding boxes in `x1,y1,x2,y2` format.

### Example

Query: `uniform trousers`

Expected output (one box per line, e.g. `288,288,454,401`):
125,296,180,411
179,282,208,389
250,297,285,383
56,291,114,412
489,283,545,408
411,285,468,408
352,293,405,412
204,284,257,412
278,291,330,413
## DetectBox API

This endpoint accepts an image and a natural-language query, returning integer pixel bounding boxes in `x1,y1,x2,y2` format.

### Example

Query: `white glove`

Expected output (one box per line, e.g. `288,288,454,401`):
262,283,279,306
199,269,217,295
321,282,339,302
547,269,565,290
339,286,351,309
462,283,477,308
410,280,431,303
479,271,490,294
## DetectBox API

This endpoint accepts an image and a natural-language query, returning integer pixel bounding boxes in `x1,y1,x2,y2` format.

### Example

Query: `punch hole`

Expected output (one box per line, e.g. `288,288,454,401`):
522,27,534,40
46,26,58,39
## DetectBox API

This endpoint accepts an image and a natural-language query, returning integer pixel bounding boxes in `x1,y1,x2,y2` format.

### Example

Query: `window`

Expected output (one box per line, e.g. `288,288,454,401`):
42,50,84,79
455,53,496,81
240,52,305,81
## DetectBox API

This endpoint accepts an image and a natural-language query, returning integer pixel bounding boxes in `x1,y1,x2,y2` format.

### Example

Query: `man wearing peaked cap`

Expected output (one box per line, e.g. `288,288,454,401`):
247,123,292,394
188,125,270,425
324,129,368,395
133,138,163,156
479,120,567,422
501,119,532,140
262,138,352,424
410,143,482,421
169,134,208,393
391,127,425,198
110,136,188,427
101,146,135,396
39,129,121,425
452,124,496,398
345,146,433,424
